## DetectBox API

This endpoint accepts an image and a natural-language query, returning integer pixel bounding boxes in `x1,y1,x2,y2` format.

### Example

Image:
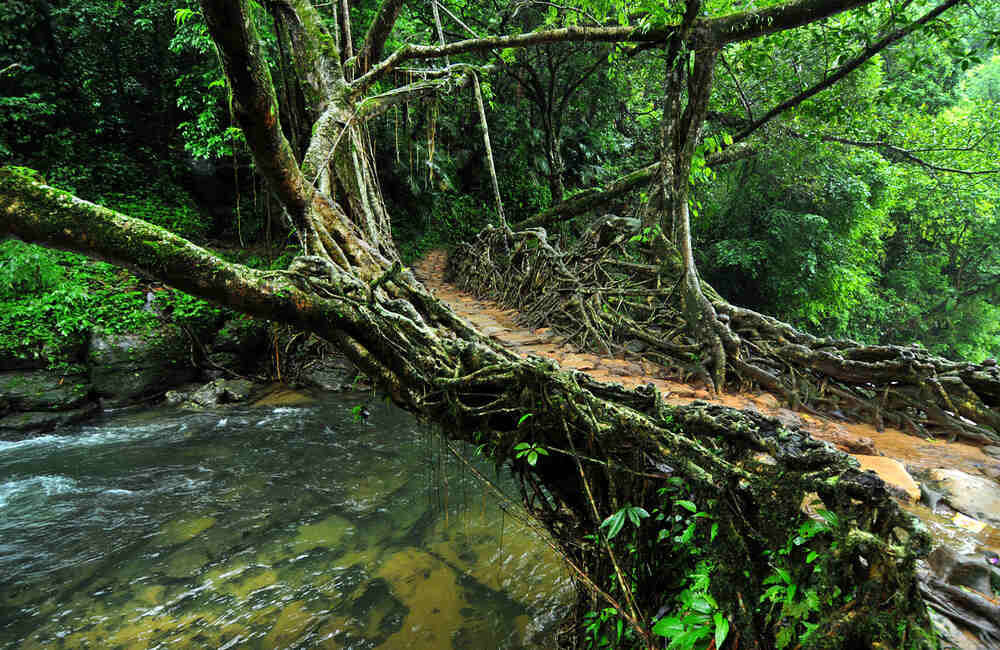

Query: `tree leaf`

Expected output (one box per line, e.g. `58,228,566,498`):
676,499,698,513
600,510,626,539
714,613,730,649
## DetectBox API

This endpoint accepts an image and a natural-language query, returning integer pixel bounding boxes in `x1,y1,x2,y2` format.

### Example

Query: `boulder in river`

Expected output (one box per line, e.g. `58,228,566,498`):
167,378,256,408
929,468,1000,528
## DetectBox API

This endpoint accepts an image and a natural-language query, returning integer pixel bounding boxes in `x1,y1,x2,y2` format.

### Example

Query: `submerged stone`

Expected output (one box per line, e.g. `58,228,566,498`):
930,468,1000,528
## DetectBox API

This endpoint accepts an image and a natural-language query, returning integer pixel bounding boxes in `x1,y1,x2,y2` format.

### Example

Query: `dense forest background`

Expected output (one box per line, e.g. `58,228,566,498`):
1,0,999,367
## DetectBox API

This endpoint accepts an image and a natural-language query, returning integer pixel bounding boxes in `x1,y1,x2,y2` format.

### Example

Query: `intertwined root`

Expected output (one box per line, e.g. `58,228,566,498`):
449,221,1000,445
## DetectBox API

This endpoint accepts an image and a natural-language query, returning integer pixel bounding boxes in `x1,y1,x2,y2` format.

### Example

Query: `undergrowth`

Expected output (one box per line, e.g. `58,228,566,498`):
0,239,224,368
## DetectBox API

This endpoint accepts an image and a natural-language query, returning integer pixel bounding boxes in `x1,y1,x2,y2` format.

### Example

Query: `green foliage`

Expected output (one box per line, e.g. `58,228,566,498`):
585,477,724,650
963,53,1000,102
599,504,649,540
651,561,729,650
757,509,843,649
0,239,65,300
102,192,209,241
0,241,221,367
513,441,548,466
394,192,491,264
700,144,891,333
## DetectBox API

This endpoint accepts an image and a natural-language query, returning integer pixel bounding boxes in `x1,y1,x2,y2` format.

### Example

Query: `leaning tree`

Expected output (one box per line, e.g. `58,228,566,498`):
4,0,999,646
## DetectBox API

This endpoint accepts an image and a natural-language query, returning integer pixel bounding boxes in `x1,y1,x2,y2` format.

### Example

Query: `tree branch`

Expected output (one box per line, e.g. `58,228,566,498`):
350,25,661,95
697,0,875,45
0,168,307,322
730,0,964,145
351,0,882,95
787,129,1000,176
513,144,754,229
269,0,342,115
355,0,408,75
356,65,481,119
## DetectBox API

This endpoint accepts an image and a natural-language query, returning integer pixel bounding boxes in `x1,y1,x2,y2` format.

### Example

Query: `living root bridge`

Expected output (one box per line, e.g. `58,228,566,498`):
449,222,1000,445
1,166,939,647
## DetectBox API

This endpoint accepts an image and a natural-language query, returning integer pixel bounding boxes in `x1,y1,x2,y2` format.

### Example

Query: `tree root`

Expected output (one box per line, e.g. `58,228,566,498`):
449,221,1000,445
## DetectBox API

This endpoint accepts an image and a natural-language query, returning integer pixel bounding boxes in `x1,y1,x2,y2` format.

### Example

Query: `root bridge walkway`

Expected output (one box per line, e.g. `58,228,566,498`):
413,248,993,499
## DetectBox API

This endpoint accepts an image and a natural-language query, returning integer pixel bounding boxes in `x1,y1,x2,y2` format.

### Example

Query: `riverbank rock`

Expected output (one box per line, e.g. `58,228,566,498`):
853,455,920,502
299,356,361,392
0,370,91,412
88,325,197,407
929,468,1000,528
0,369,98,438
928,546,994,595
168,378,256,408
0,402,100,439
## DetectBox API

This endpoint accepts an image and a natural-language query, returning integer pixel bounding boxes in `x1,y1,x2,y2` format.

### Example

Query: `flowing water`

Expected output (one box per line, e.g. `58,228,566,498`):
0,392,573,648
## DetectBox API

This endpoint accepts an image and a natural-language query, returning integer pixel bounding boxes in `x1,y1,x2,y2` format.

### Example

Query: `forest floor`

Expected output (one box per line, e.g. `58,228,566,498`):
414,249,1000,557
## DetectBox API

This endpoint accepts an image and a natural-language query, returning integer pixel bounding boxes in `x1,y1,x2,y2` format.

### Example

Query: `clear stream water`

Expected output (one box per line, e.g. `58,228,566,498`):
0,392,572,648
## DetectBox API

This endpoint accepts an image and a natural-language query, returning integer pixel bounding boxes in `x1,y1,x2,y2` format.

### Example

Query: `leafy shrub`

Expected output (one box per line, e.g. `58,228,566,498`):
0,241,222,367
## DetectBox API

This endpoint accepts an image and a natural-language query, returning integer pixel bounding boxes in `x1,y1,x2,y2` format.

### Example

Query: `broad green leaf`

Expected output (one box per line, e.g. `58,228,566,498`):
600,510,626,539
714,613,730,649
676,500,698,513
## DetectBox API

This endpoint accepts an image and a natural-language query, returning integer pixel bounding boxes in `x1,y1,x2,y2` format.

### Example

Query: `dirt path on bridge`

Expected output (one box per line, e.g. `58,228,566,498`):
414,249,1000,555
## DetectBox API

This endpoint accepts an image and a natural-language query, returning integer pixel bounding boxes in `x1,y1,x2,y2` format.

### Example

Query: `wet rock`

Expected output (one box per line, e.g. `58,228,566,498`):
774,409,805,429
927,608,981,650
929,468,1000,528
811,422,878,455
921,483,946,511
755,393,781,410
853,455,921,502
0,370,91,411
169,379,256,408
88,325,197,407
190,379,255,407
300,356,361,392
928,546,993,595
983,445,1000,459
983,465,1000,484
0,402,100,438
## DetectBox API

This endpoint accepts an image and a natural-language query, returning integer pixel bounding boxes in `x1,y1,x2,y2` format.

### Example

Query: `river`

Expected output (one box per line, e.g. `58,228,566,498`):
0,392,572,648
